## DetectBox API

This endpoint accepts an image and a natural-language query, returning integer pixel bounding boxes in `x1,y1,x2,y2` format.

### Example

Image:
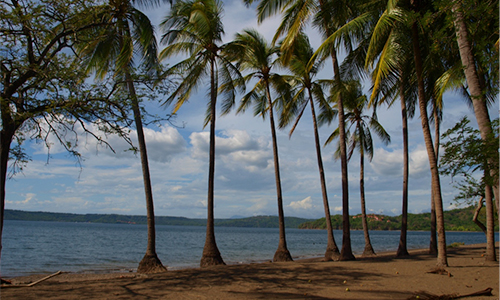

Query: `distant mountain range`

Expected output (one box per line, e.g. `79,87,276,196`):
4,206,496,231
4,209,312,228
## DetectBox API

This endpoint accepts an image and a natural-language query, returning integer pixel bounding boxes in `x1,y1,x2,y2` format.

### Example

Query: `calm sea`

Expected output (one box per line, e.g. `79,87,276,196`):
1,220,497,278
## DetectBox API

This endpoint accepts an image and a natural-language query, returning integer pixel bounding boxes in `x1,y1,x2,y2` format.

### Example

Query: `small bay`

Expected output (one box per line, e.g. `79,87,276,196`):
2,220,497,277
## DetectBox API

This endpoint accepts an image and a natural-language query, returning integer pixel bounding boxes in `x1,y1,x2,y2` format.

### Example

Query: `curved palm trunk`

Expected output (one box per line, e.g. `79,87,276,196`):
308,91,340,261
331,52,355,261
484,183,497,261
359,147,375,257
201,58,225,267
451,2,499,205
410,16,447,267
266,85,293,262
396,87,409,257
126,74,166,274
429,108,440,255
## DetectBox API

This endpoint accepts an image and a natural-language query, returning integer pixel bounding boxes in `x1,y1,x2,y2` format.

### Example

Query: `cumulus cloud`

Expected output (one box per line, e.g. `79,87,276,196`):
409,145,430,176
288,196,314,210
189,130,265,159
370,148,403,176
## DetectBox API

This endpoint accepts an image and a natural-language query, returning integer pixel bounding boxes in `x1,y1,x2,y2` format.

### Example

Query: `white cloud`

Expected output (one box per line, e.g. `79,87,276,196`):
288,196,313,210
409,145,431,176
370,148,403,176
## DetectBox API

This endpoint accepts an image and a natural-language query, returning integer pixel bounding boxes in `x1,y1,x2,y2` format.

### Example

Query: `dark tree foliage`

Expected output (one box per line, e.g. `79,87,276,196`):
439,117,499,200
0,0,146,266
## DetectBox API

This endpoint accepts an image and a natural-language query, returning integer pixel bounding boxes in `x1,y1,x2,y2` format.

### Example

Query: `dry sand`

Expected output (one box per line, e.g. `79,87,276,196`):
1,243,498,300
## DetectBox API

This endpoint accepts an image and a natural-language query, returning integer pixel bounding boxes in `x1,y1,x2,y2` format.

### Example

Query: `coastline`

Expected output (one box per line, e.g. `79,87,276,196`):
2,243,498,300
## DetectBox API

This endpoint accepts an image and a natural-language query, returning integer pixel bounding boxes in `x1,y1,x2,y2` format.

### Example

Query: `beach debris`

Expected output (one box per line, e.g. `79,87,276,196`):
408,287,493,299
343,280,347,284
1,278,12,285
427,267,452,277
345,288,350,291
1,271,63,288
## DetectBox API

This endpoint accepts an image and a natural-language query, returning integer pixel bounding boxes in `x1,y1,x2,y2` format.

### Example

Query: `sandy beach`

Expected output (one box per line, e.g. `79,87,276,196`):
1,243,498,300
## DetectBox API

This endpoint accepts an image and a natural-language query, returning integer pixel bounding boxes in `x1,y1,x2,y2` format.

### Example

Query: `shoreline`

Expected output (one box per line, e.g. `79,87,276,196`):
2,243,498,300
1,242,491,279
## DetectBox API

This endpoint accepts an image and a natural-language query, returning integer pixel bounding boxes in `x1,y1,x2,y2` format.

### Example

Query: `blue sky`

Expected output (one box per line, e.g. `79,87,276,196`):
4,0,492,219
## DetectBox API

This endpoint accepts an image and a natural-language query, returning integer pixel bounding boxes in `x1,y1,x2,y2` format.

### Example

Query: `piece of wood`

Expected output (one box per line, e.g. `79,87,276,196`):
0,271,62,288
27,271,62,287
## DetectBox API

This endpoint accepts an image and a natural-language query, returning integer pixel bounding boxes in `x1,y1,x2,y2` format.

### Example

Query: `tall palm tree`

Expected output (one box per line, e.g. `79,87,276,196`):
360,0,448,265
326,80,390,257
362,0,416,257
409,0,448,267
223,29,293,262
78,0,166,273
244,0,362,261
278,33,340,261
159,0,241,267
450,0,499,203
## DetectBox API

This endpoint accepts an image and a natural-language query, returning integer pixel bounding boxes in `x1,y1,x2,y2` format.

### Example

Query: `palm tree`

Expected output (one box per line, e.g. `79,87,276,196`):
78,0,166,273
326,80,390,257
409,0,448,267
244,0,362,261
223,29,293,262
278,33,340,261
450,0,499,204
361,0,416,258
361,0,448,265
159,0,242,267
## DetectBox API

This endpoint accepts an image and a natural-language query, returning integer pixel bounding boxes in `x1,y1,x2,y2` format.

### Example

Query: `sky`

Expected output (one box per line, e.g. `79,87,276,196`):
4,0,495,220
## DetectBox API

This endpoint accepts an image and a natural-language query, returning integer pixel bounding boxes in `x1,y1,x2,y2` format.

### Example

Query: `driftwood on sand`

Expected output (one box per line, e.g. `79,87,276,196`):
1,271,62,288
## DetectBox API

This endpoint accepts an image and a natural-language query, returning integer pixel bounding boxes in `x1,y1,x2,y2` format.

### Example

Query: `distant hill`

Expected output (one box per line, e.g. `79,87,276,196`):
4,210,312,229
298,206,499,232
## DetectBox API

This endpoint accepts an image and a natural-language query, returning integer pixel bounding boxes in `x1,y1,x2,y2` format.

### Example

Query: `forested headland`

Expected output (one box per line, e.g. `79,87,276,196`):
5,207,496,231
299,206,499,232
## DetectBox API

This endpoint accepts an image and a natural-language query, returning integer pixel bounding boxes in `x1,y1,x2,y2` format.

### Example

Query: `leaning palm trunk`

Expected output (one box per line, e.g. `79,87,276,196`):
451,1,499,205
359,148,375,256
126,73,166,274
396,86,409,257
308,92,340,261
410,19,447,267
266,85,293,262
201,58,225,267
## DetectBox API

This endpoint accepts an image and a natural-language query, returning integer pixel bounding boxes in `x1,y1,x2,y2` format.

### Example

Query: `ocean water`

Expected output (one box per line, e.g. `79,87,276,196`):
1,220,497,277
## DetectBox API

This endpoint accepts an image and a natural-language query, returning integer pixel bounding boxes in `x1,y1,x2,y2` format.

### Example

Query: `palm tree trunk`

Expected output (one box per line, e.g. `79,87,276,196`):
410,15,448,267
429,108,440,255
484,181,497,261
360,148,375,257
126,73,165,274
308,91,340,261
267,89,293,262
451,1,499,204
331,51,355,261
396,87,409,257
266,84,293,262
201,58,225,267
